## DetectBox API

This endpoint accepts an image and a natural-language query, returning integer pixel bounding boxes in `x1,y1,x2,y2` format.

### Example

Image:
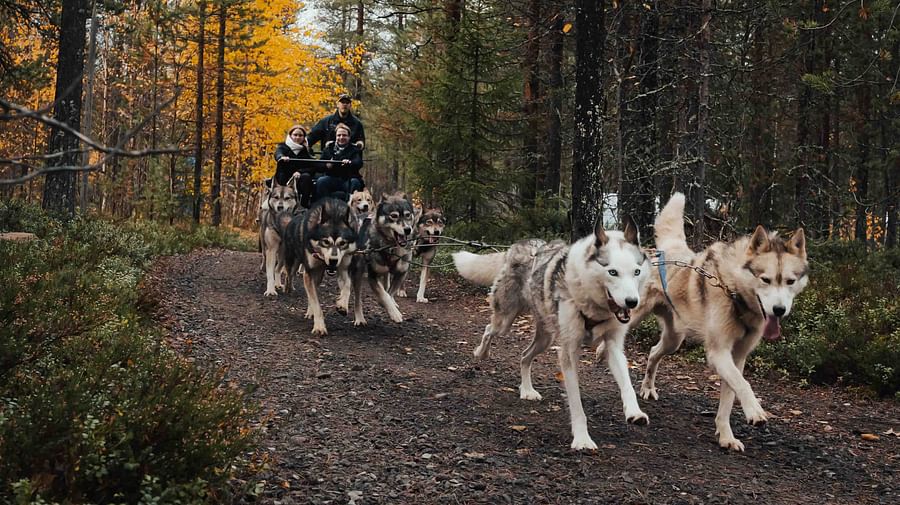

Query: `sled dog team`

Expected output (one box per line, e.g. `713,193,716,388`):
260,187,809,452
258,181,445,334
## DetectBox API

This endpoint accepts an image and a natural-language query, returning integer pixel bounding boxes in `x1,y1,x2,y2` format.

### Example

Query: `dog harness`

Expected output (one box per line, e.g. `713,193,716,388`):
655,250,680,316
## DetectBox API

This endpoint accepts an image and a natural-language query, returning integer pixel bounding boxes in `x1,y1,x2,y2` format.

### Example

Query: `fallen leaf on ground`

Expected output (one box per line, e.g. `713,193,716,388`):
789,410,803,416
516,448,531,455
555,371,565,382
510,425,527,432
882,428,899,437
860,433,880,441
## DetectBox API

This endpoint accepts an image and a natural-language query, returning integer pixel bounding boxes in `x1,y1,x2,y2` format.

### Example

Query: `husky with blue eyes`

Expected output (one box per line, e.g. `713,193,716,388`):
453,216,651,450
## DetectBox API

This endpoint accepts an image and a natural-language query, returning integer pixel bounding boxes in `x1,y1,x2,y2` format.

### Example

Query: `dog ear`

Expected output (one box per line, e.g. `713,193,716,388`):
593,217,608,247
786,228,806,259
747,225,770,253
381,193,390,202
622,215,640,245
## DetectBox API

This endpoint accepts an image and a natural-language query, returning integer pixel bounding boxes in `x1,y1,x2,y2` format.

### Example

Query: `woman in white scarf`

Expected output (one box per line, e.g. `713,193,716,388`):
270,125,315,207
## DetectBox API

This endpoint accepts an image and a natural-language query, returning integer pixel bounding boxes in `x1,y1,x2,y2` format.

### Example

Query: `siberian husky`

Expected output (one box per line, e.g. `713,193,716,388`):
281,197,358,335
397,207,446,303
632,192,809,451
259,177,299,296
453,217,651,450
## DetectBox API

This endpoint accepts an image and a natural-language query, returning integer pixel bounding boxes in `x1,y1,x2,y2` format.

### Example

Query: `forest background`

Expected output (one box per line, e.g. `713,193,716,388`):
0,0,898,502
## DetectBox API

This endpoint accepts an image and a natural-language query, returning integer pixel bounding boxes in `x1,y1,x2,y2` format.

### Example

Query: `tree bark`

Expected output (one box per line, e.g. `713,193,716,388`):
521,0,542,207
42,0,89,217
193,0,206,224
571,0,605,240
211,0,226,226
544,8,564,199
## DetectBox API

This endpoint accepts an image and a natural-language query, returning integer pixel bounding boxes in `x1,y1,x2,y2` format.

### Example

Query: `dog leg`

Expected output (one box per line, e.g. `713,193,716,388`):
369,275,403,323
707,348,766,430
558,302,597,450
352,274,367,326
395,273,407,298
303,271,328,335
416,262,430,303
640,314,682,401
336,268,351,315
604,328,649,425
264,240,279,297
519,319,552,400
474,310,515,361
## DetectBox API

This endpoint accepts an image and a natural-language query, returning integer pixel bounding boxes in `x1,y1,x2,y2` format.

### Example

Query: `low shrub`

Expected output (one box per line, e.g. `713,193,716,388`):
0,202,255,503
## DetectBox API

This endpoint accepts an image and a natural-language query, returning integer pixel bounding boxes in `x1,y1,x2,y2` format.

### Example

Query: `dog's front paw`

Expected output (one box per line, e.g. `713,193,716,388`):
396,289,407,298
639,385,658,401
264,289,277,297
311,322,328,335
744,404,768,427
718,435,746,452
416,296,429,303
570,436,598,451
305,308,314,319
336,303,349,316
519,386,542,401
353,317,367,327
626,411,650,426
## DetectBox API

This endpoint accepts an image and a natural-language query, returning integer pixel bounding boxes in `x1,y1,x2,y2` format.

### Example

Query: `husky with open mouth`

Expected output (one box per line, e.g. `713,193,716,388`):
628,192,809,452
349,192,417,326
396,207,446,303
281,197,358,335
452,217,651,450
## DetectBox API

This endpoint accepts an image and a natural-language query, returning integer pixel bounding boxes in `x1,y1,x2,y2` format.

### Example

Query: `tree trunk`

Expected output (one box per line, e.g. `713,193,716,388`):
854,85,870,245
193,0,206,224
571,0,606,240
521,0,542,207
544,8,564,199
42,0,89,217
211,1,226,226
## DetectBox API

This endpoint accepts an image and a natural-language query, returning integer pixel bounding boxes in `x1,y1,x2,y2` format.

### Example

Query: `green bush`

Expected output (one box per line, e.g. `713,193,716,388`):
0,202,255,503
752,241,900,398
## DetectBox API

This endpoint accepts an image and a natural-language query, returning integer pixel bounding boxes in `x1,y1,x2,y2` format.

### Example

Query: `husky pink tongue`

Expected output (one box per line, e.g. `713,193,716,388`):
763,315,781,341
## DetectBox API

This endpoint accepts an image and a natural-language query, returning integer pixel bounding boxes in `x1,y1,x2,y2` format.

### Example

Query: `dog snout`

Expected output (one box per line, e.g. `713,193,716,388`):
772,305,786,317
328,258,339,268
361,204,369,212
625,297,639,309
403,227,412,235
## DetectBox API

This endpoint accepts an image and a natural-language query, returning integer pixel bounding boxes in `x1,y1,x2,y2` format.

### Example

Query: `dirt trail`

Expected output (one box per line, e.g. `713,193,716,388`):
146,249,898,505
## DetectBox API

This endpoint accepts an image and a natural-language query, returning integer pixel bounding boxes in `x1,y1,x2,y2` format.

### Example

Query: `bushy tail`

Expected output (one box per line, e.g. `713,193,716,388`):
655,192,690,254
452,251,507,286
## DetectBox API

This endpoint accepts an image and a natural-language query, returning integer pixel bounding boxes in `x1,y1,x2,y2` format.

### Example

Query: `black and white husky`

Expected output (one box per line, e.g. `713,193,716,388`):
349,192,417,326
281,197,358,335
453,217,651,450
258,177,299,297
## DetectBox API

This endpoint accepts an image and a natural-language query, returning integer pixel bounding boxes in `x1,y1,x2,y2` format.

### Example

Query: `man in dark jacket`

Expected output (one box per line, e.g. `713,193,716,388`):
315,123,364,202
307,94,366,152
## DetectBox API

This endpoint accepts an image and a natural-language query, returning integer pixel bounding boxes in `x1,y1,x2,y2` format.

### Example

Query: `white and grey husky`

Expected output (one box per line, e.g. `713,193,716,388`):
630,192,809,451
453,217,651,450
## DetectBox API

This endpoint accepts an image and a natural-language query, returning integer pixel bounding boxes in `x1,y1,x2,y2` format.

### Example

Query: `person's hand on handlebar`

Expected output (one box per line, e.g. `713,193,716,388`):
279,156,290,161
342,159,351,165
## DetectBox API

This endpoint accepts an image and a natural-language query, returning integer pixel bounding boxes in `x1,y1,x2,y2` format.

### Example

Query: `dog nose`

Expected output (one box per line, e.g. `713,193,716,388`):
328,259,338,267
772,305,786,317
404,227,412,235
362,204,369,211
625,297,638,309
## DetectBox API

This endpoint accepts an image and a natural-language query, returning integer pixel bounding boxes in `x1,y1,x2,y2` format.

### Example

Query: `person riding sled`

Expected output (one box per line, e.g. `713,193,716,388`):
315,123,364,202
273,125,314,207
307,94,366,152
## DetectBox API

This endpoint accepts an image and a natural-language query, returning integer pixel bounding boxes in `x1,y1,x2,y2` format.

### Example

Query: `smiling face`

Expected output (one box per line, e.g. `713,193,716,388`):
289,128,306,144
742,227,809,340
349,189,374,215
589,216,649,323
335,127,350,146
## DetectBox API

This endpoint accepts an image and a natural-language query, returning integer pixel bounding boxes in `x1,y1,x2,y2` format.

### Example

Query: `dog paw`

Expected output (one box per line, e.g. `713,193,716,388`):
570,436,598,451
353,317,367,327
396,289,407,298
639,386,658,401
745,406,768,427
519,386,543,402
626,411,650,426
336,304,349,316
719,436,746,452
264,289,277,297
311,324,328,335
416,296,429,303
472,345,490,361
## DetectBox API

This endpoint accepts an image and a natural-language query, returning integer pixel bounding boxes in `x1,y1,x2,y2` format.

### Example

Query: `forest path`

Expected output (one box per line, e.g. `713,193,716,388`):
146,249,898,505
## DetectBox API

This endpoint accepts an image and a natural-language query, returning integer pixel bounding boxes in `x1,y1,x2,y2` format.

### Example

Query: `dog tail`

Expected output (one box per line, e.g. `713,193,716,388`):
655,192,690,254
452,251,507,286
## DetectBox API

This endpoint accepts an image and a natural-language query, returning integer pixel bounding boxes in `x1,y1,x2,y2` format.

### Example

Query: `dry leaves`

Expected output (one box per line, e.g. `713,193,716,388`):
510,425,527,432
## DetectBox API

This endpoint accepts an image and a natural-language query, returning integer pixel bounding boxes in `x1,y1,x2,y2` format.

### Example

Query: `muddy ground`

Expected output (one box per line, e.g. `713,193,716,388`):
145,249,898,505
